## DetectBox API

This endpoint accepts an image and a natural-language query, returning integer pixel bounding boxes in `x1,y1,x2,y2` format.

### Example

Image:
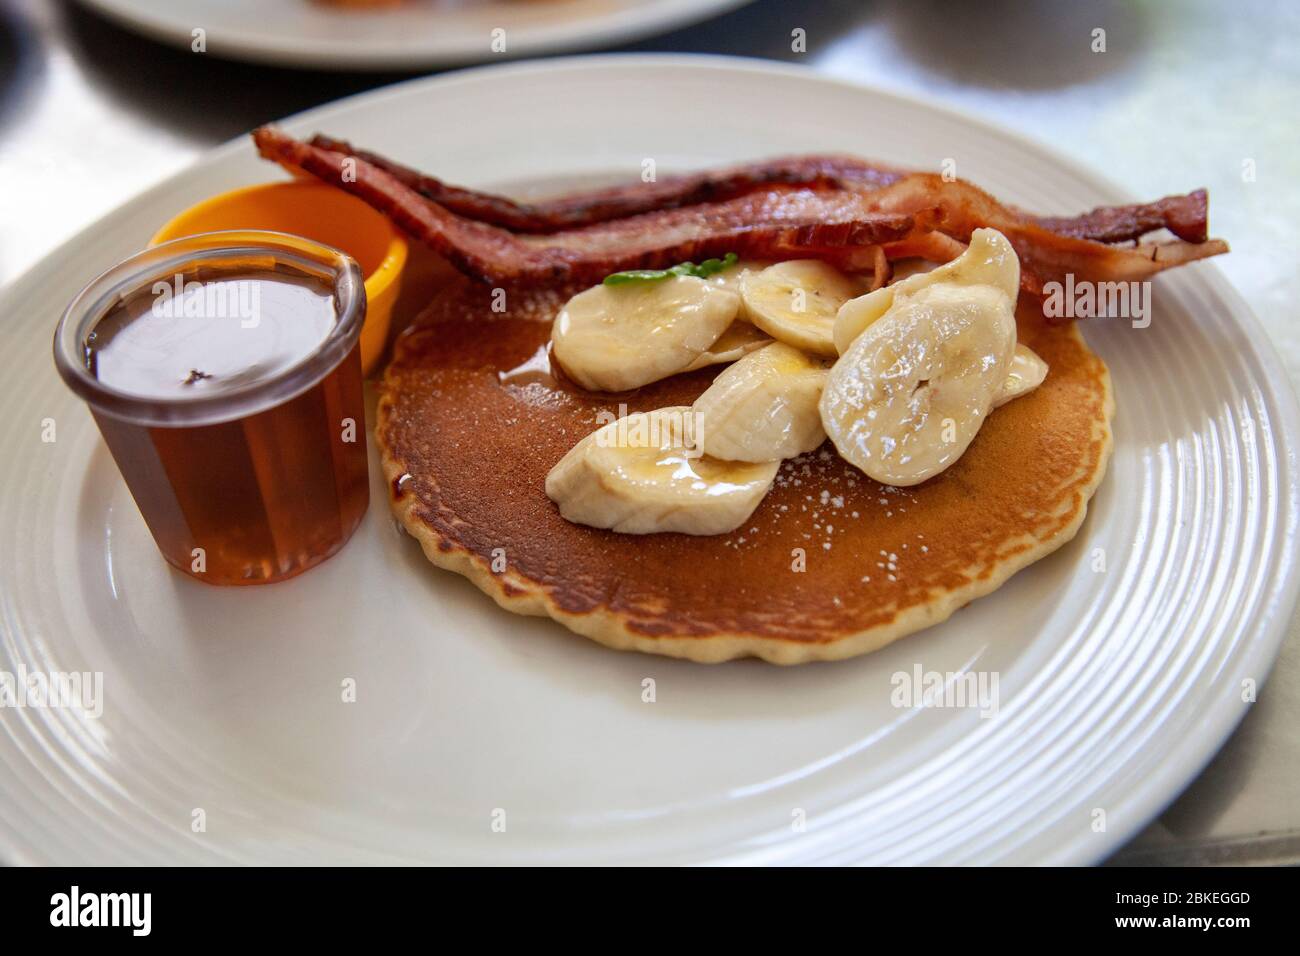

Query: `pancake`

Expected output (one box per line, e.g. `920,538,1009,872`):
377,279,1113,664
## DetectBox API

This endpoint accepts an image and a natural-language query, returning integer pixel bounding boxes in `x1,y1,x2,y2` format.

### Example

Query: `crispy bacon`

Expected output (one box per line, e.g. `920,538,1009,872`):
855,174,1227,289
255,127,914,286
881,231,969,264
309,134,905,233
254,127,1227,295
307,135,1211,248
1028,190,1208,244
866,245,892,291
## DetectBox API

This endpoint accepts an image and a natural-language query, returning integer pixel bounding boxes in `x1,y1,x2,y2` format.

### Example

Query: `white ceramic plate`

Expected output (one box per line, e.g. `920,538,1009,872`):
74,0,751,70
1,55,1296,865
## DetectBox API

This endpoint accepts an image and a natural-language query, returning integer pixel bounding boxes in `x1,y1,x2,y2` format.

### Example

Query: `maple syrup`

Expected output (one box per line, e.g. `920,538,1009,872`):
55,231,371,585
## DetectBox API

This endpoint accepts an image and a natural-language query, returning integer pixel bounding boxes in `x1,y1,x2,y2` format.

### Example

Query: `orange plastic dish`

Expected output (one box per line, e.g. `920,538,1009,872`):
151,180,408,374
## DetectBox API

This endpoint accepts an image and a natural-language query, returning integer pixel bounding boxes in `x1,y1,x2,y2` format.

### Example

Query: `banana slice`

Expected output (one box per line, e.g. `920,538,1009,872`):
546,407,779,535
741,260,864,357
693,343,829,462
993,343,1049,408
709,259,769,294
820,230,1020,487
682,321,773,372
833,228,1021,354
551,277,740,392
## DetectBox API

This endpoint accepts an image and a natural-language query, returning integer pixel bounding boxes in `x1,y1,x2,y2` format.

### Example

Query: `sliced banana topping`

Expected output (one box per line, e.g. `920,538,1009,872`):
682,320,773,372
833,228,1021,355
551,276,740,392
708,259,769,294
741,260,864,357
693,342,829,462
820,230,1020,487
994,343,1049,408
545,407,779,535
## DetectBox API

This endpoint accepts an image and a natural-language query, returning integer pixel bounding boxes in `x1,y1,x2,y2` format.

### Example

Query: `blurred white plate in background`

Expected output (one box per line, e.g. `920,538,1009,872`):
74,0,753,70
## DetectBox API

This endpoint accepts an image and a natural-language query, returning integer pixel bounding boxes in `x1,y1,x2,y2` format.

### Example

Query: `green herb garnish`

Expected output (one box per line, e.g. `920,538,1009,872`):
603,253,739,286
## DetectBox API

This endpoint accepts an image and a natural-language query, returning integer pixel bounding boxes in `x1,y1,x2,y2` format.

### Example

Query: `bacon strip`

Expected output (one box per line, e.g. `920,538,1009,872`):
254,127,914,286
307,135,1211,248
856,174,1227,289
255,127,1227,294
1029,190,1208,244
309,134,905,233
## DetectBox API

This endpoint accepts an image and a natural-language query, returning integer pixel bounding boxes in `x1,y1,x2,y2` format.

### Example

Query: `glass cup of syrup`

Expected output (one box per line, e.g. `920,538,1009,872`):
54,230,371,585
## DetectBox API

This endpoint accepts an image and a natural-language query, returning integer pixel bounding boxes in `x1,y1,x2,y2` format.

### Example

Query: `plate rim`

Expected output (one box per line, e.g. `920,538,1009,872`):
71,0,756,70
3,52,1298,865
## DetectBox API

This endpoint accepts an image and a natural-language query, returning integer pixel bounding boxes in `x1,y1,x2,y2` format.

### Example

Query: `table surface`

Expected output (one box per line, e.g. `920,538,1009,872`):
2,0,1297,865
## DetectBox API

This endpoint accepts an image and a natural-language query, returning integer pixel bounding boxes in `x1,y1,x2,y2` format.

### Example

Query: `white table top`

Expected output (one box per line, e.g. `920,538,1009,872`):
2,0,1296,864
